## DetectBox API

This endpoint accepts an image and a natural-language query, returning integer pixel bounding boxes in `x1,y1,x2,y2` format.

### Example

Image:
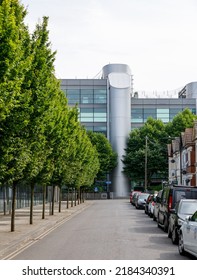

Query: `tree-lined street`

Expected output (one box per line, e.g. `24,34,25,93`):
12,199,190,260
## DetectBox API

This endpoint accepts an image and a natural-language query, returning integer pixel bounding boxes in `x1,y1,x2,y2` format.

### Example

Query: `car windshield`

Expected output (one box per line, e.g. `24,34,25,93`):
180,201,197,215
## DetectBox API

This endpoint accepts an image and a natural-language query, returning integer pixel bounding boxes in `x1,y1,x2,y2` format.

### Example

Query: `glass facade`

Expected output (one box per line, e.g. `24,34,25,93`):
79,107,107,122
61,79,108,136
157,108,169,122
131,98,196,129
61,80,197,134
65,88,107,105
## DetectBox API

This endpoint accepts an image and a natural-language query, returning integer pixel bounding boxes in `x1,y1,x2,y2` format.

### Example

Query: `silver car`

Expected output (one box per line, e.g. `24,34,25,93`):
135,193,150,209
178,210,197,258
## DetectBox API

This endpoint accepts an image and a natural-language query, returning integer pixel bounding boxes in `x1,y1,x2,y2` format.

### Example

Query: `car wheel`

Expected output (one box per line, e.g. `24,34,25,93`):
178,232,185,255
172,227,178,244
157,216,161,228
153,214,156,221
163,218,168,233
167,225,172,238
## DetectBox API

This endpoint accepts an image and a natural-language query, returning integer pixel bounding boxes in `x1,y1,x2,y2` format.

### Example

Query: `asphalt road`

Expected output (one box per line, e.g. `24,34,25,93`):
12,199,190,260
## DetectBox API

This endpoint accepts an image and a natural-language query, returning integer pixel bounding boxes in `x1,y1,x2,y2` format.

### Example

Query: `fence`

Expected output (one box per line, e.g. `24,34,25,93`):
0,185,46,214
0,185,113,214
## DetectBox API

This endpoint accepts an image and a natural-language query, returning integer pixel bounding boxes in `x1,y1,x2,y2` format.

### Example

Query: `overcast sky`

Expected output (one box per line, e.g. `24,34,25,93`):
21,0,197,96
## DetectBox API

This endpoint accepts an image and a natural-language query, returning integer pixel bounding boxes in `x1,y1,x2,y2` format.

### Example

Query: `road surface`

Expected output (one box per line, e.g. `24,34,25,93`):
12,199,190,260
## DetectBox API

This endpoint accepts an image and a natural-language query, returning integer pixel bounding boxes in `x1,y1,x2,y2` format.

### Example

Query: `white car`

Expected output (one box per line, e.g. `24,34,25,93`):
178,210,197,258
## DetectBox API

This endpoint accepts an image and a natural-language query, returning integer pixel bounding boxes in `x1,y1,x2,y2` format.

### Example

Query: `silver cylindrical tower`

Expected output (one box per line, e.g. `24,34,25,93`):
185,82,197,98
102,64,132,197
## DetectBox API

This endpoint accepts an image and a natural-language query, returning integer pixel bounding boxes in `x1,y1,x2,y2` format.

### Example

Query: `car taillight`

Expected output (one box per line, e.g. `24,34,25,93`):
168,195,172,211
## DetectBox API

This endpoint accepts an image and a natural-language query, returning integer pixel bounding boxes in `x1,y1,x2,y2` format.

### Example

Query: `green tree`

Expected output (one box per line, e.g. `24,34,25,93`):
123,109,197,188
87,131,117,180
122,118,168,187
166,108,197,137
0,0,31,122
22,16,64,223
0,0,33,231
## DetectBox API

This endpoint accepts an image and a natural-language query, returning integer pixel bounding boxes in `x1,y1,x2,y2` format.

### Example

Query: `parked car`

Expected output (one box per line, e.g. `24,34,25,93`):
130,191,141,204
135,193,150,209
157,185,197,232
153,189,163,221
131,192,141,206
168,199,197,244
178,210,197,258
144,194,153,214
148,193,158,218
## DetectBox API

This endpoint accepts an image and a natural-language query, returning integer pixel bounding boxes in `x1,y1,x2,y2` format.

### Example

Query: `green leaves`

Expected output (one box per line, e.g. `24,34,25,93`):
123,109,197,187
87,131,117,180
0,0,101,190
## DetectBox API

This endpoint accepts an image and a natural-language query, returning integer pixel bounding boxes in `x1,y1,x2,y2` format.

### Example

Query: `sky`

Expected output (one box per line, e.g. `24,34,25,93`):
21,0,197,97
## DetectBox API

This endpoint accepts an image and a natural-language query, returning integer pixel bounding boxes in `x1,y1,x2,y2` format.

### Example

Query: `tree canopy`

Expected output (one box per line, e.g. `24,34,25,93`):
87,131,117,180
122,109,197,188
0,0,117,230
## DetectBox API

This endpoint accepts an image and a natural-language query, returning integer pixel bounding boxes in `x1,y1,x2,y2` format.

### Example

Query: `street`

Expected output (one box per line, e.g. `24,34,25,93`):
12,199,191,260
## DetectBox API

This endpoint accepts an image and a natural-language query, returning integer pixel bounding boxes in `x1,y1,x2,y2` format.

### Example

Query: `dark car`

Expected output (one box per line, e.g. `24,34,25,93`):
157,185,197,232
135,193,150,209
168,199,197,244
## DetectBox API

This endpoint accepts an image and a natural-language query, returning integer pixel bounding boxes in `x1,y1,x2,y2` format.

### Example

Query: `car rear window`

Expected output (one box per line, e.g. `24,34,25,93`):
174,189,197,203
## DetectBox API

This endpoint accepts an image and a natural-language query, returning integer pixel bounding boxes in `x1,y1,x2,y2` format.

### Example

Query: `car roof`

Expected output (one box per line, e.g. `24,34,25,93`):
179,199,197,202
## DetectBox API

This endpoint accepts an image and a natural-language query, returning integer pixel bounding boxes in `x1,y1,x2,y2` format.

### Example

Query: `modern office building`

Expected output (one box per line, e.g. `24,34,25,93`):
61,63,197,198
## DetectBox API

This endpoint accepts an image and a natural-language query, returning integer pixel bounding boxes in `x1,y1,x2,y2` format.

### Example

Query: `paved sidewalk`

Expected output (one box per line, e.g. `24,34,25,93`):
0,200,92,259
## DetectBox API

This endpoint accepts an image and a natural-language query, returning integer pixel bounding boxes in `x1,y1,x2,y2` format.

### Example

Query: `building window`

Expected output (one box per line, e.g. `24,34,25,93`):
169,108,182,121
81,89,93,104
157,108,169,122
84,125,107,136
144,108,156,121
65,89,80,104
80,108,93,122
131,108,143,123
94,89,107,104
94,125,107,136
94,108,107,122
85,125,94,131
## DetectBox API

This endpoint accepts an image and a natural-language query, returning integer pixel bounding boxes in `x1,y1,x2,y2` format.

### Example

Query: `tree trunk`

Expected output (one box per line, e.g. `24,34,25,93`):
30,182,34,224
42,185,46,219
82,188,85,203
71,187,73,207
78,189,80,205
59,186,62,213
67,187,69,209
51,185,55,215
74,188,77,206
11,181,17,232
